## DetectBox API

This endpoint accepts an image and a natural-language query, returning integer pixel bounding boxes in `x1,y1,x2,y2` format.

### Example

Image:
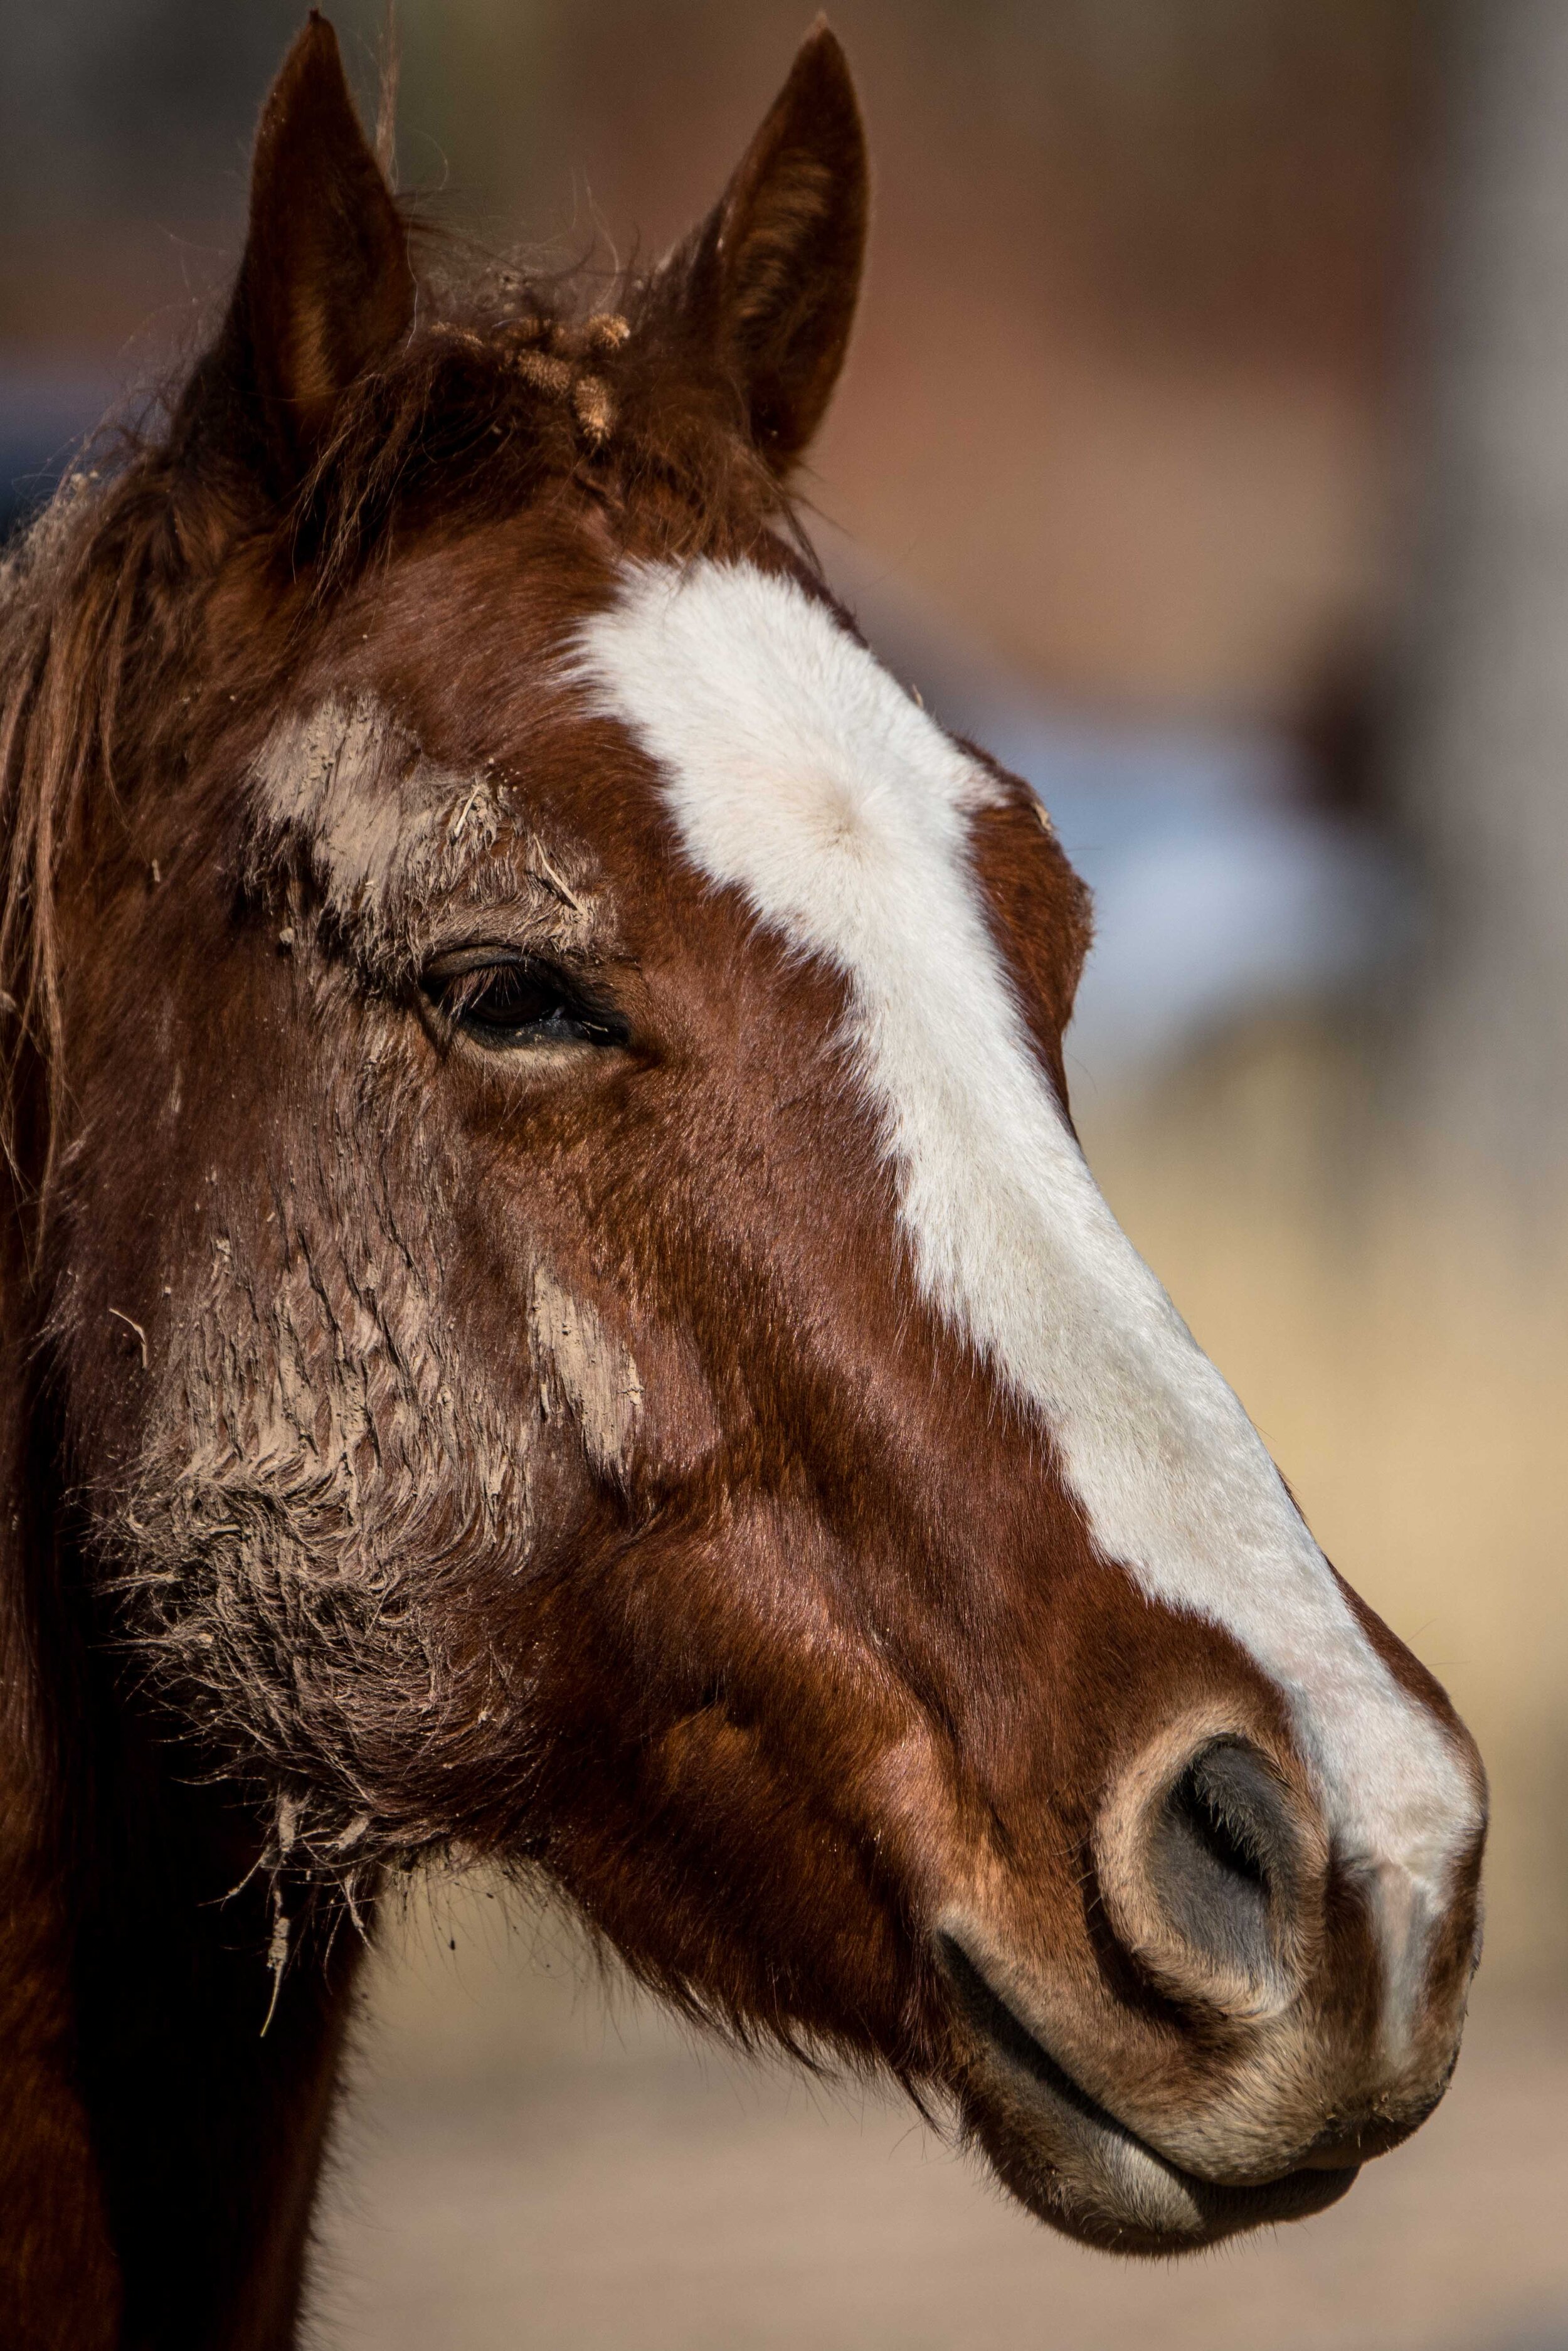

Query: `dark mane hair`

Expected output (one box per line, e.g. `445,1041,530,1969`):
0,231,807,1201
0,447,177,1191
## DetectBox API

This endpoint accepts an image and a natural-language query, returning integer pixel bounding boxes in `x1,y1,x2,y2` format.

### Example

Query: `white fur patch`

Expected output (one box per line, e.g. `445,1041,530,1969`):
571,558,1481,2017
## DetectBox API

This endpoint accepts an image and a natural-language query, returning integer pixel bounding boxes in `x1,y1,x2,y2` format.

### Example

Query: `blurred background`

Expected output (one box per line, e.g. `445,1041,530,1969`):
6,3,1568,2344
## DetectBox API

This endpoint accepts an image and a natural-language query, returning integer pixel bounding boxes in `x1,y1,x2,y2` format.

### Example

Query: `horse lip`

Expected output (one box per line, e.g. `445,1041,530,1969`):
933,1926,1360,2244
934,1928,1165,2162
940,1925,1440,2179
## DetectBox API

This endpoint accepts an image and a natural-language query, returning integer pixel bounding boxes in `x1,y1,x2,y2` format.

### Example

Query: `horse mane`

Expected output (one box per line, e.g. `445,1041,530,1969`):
0,443,183,1199
0,233,801,1207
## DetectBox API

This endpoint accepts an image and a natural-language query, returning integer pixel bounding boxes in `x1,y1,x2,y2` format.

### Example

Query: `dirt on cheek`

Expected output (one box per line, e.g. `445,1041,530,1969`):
527,1266,643,1482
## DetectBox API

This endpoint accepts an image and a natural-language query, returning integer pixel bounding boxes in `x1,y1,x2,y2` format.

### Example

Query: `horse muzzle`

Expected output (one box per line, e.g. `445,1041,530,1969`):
930,1710,1483,2253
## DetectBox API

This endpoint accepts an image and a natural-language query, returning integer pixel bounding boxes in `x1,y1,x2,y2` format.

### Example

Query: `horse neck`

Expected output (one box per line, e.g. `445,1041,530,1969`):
0,1215,367,2351
0,1234,119,2340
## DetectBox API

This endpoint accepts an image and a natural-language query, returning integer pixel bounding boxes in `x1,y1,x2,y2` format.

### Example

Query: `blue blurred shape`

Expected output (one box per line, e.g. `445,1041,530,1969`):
842,563,1414,1088
982,700,1412,1082
0,354,121,541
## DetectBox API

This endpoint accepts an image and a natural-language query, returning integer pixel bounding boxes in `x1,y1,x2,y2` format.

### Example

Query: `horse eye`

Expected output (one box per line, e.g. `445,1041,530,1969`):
424,957,626,1050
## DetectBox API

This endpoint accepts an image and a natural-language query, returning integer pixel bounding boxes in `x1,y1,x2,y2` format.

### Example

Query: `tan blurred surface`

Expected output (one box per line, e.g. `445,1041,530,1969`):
317,1885,1565,2351
1076,1033,1568,1985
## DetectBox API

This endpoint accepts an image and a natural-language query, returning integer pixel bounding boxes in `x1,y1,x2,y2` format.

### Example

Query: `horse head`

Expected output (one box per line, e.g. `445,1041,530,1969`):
0,17,1484,2338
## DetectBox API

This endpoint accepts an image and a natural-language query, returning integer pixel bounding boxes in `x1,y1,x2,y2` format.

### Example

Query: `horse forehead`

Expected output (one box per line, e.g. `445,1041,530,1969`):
569,555,1478,1904
569,560,1004,903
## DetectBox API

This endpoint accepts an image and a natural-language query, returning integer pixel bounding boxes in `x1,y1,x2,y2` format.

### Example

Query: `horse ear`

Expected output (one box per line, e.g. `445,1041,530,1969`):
214,11,413,488
691,21,869,470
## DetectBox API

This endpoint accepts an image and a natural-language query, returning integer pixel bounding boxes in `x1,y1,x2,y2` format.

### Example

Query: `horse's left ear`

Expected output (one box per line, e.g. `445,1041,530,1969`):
688,21,869,470
209,12,415,492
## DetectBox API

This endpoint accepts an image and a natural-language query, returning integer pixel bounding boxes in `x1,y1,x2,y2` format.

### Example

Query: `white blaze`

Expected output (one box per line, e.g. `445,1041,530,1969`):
571,558,1478,1976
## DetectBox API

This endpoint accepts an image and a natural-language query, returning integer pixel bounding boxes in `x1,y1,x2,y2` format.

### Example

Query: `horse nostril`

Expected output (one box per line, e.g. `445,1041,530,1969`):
1094,1719,1326,2017
1106,1736,1308,2009
1176,1748,1278,1886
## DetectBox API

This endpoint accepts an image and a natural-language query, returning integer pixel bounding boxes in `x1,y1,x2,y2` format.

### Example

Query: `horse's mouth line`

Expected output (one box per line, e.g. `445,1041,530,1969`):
935,1931,1176,2167
935,1929,1355,2203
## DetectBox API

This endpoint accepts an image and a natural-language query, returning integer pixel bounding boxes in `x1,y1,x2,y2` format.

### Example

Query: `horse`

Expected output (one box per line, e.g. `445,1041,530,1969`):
0,15,1485,2346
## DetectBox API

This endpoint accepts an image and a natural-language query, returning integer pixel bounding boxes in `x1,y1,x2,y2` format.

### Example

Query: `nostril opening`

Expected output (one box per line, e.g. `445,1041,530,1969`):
1170,1759,1272,1897
1142,1739,1298,1993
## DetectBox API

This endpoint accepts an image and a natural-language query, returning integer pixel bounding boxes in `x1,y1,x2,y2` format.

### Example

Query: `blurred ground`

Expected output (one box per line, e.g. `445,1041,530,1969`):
317,1882,1568,2351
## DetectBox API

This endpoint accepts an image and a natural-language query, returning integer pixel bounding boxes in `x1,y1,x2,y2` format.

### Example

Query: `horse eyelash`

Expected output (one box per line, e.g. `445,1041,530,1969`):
437,963,510,1018
428,957,628,1045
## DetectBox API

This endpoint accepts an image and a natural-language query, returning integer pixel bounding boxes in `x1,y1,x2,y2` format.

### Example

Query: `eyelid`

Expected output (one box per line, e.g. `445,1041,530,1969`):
420,946,631,1050
423,942,539,983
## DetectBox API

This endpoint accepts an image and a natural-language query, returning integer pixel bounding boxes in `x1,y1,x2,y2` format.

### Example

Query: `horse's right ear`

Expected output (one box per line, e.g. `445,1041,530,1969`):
203,12,413,494
679,21,869,472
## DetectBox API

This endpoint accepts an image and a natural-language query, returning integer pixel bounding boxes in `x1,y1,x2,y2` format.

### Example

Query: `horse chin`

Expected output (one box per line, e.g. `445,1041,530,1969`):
938,1936,1360,2254
958,2062,1359,2256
